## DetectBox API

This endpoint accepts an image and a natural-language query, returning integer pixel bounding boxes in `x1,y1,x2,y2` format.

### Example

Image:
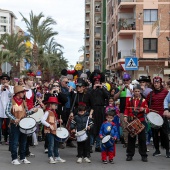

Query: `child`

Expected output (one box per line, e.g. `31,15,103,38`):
70,102,93,163
41,97,66,164
99,111,118,164
105,98,115,113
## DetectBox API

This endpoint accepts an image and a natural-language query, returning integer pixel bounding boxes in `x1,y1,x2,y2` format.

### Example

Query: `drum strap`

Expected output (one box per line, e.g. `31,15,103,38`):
148,92,153,108
131,97,143,116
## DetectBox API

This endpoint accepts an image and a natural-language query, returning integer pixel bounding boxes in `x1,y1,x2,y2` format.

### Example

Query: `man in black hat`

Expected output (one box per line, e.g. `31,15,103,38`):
0,73,13,144
137,76,152,98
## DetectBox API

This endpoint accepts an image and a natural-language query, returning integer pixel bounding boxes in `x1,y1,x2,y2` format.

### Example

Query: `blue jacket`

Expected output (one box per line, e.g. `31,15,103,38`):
99,121,118,139
164,91,170,110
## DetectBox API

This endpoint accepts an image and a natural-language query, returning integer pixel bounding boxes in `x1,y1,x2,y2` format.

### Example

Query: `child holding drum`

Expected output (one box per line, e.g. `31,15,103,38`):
41,97,66,164
70,102,93,163
99,110,118,164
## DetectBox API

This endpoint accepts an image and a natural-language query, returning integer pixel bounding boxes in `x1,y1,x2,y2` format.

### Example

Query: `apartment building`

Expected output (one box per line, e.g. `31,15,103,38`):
0,9,17,37
106,0,170,82
84,0,106,72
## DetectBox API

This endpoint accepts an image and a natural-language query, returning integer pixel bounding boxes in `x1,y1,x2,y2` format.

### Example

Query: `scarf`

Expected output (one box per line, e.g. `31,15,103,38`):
13,96,23,106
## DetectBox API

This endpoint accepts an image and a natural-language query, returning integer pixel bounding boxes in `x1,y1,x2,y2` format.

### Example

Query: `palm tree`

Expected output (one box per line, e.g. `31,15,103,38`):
20,11,58,72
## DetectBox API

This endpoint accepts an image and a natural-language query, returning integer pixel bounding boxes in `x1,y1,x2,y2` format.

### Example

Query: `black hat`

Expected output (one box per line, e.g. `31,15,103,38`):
0,73,10,81
76,78,86,87
137,76,150,82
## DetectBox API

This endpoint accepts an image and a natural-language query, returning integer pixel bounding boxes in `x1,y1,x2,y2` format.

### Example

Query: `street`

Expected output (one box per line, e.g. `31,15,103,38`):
0,141,169,170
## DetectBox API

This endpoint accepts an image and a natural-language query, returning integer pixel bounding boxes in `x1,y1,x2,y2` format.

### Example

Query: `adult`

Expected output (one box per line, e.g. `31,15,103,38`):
89,70,109,152
0,73,14,144
114,73,133,147
137,76,152,98
5,86,37,165
60,75,75,147
146,76,170,158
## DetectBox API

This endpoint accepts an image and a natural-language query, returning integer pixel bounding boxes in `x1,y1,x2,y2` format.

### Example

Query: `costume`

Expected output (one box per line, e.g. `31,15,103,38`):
124,97,149,160
99,121,118,161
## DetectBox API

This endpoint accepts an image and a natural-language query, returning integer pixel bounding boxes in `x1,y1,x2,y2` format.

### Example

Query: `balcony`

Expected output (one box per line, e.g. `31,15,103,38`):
0,19,8,23
85,0,90,5
95,33,101,38
95,8,101,12
118,0,136,9
86,8,90,13
118,50,136,60
95,45,101,49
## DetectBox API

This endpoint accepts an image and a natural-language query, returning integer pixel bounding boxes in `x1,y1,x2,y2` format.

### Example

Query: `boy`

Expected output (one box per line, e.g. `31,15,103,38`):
41,97,66,164
99,111,118,164
124,84,149,162
70,102,93,163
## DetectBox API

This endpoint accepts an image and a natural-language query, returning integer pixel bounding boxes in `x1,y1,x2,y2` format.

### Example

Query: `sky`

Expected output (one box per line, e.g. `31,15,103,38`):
0,0,85,67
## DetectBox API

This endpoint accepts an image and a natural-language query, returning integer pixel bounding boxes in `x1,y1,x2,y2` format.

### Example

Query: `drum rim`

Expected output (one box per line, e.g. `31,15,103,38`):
19,117,36,130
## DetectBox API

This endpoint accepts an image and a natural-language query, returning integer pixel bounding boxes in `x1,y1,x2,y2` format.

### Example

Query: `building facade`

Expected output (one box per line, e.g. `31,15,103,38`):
0,9,17,37
84,0,106,72
106,0,170,82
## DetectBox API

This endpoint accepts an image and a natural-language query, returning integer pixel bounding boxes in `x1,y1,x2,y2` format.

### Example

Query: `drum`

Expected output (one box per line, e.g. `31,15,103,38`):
126,118,145,137
75,130,88,142
55,127,69,142
19,117,36,134
29,108,44,123
102,135,114,148
146,112,164,129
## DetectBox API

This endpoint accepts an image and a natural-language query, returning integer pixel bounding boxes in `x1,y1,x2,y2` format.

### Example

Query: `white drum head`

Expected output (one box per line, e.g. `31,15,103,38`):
147,112,163,126
30,108,44,122
76,130,86,137
19,117,36,129
56,127,69,139
102,135,111,143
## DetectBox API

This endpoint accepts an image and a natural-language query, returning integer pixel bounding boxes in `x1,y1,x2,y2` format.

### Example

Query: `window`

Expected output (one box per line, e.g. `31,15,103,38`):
144,9,158,24
143,38,157,53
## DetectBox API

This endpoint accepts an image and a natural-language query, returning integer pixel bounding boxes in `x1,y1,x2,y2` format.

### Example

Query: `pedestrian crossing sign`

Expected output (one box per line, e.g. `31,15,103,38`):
125,57,138,70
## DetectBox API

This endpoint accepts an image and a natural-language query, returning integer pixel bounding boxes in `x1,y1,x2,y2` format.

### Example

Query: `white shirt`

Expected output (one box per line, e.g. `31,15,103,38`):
0,85,14,118
41,111,51,127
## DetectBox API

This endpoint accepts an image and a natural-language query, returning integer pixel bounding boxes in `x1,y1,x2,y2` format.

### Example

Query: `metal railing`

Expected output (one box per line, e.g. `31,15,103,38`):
118,50,135,60
0,19,8,23
118,0,135,5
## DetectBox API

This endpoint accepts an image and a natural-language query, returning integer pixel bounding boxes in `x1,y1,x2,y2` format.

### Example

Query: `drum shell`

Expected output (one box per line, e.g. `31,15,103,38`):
19,117,37,135
76,130,88,142
29,108,44,124
55,127,69,142
102,135,114,148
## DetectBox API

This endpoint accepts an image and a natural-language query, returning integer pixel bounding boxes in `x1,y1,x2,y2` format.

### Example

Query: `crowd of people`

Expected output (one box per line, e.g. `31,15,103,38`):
0,70,170,165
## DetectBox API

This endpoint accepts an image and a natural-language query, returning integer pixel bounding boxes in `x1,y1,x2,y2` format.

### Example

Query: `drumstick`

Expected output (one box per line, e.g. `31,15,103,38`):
127,107,158,113
60,115,61,130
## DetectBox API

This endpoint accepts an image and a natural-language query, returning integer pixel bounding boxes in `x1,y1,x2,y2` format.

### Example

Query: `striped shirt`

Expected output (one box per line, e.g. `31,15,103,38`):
5,99,34,120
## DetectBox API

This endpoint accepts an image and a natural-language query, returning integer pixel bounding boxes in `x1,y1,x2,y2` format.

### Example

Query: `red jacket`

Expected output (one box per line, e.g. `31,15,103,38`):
146,88,168,116
124,97,149,122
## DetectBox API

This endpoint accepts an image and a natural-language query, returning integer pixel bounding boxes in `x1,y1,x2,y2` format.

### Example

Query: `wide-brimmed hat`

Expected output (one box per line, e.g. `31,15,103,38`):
14,86,28,95
0,73,10,81
47,97,60,104
137,76,151,82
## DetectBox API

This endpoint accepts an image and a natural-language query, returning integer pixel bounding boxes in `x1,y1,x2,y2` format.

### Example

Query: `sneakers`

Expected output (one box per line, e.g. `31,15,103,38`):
21,158,31,164
109,159,114,164
44,149,48,153
49,157,56,164
84,157,91,163
141,157,148,162
126,156,133,161
11,159,21,165
166,151,170,158
55,157,66,163
153,150,161,156
103,160,107,164
77,157,83,163
147,148,150,152
26,152,35,157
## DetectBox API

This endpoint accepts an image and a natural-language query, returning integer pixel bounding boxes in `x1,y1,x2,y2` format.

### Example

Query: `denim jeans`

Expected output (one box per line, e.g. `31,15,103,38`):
90,134,101,148
10,123,27,160
46,133,59,158
0,118,10,142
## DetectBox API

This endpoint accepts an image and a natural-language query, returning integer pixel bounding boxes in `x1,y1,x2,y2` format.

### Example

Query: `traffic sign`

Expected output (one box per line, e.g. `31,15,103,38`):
1,62,11,73
125,57,138,70
36,70,42,76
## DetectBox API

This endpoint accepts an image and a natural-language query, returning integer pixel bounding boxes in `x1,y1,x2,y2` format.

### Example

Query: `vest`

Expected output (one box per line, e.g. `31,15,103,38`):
44,110,57,135
11,99,26,120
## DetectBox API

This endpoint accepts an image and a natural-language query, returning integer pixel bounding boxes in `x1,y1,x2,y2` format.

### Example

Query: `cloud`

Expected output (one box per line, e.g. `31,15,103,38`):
1,0,84,66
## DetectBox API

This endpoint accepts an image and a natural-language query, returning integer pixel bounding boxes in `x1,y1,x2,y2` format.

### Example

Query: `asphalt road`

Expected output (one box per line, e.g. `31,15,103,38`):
0,141,169,170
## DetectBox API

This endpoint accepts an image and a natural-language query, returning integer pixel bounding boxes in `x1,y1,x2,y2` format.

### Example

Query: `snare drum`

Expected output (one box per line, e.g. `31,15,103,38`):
29,108,44,123
19,117,36,134
146,112,163,129
75,130,88,142
55,127,69,142
126,118,145,137
102,135,114,148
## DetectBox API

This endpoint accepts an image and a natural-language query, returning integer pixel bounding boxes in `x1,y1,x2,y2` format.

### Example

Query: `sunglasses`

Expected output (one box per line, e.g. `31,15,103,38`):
53,85,59,87
77,85,82,88
123,79,130,81
2,78,9,80
64,81,69,84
